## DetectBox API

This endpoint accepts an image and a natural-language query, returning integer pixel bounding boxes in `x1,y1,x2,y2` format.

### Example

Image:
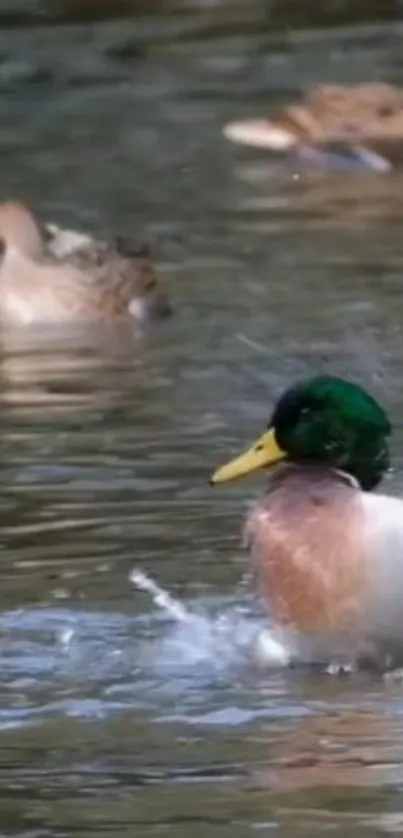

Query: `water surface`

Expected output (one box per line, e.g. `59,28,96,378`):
1,2,403,836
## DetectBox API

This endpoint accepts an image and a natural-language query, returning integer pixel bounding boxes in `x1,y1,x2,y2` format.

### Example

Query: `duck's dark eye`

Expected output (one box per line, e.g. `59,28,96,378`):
144,279,157,292
378,106,394,118
116,236,150,259
42,225,54,243
134,243,151,258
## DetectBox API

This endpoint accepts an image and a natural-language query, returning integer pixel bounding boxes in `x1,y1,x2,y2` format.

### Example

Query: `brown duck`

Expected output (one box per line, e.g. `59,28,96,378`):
224,83,403,169
0,202,171,325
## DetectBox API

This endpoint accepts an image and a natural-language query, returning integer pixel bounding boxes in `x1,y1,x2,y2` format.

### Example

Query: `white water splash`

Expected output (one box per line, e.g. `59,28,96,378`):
130,569,191,623
130,568,291,671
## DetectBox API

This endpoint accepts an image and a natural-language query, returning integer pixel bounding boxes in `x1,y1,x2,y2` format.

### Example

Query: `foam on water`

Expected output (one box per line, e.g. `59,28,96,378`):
0,573,295,732
130,568,291,672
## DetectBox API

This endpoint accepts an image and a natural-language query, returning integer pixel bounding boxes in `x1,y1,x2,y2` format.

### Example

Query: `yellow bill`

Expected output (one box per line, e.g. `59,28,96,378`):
210,427,286,484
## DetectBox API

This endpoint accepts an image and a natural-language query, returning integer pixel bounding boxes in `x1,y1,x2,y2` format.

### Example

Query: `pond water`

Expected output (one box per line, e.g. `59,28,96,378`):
1,1,403,835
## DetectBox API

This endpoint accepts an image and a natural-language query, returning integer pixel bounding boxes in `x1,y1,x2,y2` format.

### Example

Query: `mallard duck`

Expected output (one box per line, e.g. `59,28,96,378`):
211,375,403,668
223,83,403,171
0,202,171,325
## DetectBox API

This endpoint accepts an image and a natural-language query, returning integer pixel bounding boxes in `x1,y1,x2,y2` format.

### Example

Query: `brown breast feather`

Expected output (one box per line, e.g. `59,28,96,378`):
245,465,370,637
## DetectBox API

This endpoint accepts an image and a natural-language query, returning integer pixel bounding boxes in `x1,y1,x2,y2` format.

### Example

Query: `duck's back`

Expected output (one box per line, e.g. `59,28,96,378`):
0,239,158,324
47,234,157,318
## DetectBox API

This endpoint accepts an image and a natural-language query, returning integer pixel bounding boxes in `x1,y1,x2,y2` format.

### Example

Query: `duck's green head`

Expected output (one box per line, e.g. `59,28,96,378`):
211,375,391,491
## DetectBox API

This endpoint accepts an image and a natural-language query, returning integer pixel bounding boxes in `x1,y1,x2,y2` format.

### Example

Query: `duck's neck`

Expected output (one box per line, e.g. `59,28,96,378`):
267,462,362,494
274,444,388,493
331,468,361,490
2,219,44,263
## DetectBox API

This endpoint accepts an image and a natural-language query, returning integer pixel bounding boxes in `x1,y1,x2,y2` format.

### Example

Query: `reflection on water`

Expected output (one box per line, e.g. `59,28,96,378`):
2,0,403,836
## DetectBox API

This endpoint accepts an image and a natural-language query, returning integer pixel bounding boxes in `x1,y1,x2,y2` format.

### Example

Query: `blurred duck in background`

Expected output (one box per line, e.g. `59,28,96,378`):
223,83,403,172
0,201,171,326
